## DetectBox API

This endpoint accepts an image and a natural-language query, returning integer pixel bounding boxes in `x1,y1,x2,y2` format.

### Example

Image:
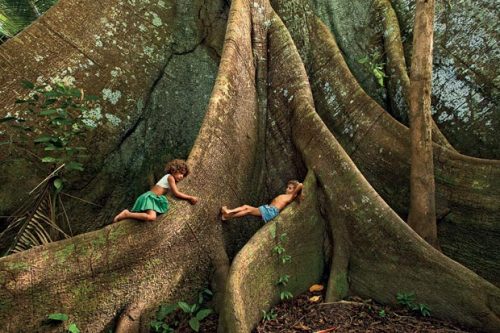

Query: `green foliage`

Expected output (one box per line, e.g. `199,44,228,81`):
396,292,431,317
0,0,59,38
47,313,68,322
273,244,285,255
281,254,291,264
150,289,213,333
280,290,293,300
150,320,174,333
378,309,386,318
358,52,387,87
46,312,80,332
276,274,290,286
67,323,80,333
261,308,277,321
8,79,98,178
416,303,431,317
0,79,100,255
271,230,294,306
396,292,415,307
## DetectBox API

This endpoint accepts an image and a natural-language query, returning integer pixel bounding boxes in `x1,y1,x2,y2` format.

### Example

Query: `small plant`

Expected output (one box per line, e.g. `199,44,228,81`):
0,78,100,255
46,313,80,333
261,308,277,321
280,290,293,301
357,51,387,87
273,244,286,255
416,303,431,317
271,230,294,304
396,292,416,308
281,254,291,264
396,292,431,317
150,289,213,332
276,274,290,286
150,304,177,333
378,309,386,318
7,79,99,177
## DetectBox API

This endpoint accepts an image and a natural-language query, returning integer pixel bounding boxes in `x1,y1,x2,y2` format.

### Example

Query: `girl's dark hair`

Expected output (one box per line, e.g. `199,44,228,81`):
165,159,190,177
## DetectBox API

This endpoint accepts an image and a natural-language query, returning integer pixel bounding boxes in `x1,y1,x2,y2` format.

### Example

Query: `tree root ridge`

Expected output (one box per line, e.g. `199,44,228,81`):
0,0,499,332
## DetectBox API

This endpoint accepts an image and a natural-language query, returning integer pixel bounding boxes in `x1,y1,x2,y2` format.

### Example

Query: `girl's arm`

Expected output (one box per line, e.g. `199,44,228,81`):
167,175,198,204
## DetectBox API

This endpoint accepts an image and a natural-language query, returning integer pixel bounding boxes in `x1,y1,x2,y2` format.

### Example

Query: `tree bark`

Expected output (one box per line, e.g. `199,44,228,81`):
0,0,499,332
407,0,438,249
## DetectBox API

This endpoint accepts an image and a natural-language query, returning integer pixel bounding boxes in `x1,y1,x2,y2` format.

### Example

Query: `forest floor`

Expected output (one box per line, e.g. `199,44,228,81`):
196,287,476,333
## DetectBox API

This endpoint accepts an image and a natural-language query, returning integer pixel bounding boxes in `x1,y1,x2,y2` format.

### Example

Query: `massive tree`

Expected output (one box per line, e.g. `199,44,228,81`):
0,0,498,332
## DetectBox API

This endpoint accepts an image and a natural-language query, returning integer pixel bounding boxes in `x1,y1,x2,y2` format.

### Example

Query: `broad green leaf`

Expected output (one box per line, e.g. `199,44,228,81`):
150,320,163,331
357,56,369,64
269,224,276,238
39,109,59,116
34,135,54,143
66,162,84,171
42,157,57,163
157,304,178,321
190,303,198,313
188,317,200,332
53,178,63,191
67,323,80,333
195,309,212,321
85,94,99,101
44,145,63,151
47,313,68,321
0,116,18,122
43,91,62,98
21,80,34,89
177,301,191,313
43,98,58,106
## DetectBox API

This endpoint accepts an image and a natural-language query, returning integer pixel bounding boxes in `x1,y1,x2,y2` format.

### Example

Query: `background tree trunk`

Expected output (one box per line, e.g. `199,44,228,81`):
0,0,499,332
407,0,438,248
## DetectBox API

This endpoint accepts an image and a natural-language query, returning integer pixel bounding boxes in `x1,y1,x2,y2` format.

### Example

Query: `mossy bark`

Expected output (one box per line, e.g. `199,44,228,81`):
0,0,499,332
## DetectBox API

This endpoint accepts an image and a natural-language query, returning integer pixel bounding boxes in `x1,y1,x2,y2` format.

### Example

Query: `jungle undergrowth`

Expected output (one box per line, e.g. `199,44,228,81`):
150,289,214,332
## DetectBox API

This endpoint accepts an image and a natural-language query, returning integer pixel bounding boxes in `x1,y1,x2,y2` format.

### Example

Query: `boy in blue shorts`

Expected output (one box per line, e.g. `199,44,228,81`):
221,180,303,223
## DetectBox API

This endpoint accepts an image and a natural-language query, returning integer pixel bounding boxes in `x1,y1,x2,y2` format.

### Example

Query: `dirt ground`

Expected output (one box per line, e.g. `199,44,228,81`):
252,290,476,333
189,289,476,333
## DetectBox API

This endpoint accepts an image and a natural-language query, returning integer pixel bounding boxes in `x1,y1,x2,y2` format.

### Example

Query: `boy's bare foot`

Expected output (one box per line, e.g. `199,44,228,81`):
114,209,129,222
220,206,230,221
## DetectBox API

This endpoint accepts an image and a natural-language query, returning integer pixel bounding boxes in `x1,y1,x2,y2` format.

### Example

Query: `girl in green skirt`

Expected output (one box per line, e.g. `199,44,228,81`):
113,159,198,222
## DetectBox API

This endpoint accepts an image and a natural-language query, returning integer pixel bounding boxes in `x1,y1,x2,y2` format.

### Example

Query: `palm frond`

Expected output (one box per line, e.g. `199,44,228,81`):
0,178,70,256
0,0,58,37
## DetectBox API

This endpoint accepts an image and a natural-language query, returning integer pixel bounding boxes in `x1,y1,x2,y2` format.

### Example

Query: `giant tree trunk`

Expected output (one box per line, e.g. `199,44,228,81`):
407,0,438,248
0,0,499,332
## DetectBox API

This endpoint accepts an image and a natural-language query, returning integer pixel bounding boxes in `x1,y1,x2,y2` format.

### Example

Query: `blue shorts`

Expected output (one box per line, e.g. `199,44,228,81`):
258,204,280,223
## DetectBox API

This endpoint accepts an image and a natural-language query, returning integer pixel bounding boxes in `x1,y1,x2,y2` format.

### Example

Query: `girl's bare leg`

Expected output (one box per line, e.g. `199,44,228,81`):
114,209,157,222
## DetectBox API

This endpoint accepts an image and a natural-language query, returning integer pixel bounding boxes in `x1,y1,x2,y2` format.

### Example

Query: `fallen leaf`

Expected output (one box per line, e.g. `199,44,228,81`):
293,322,311,331
314,327,337,333
309,284,324,292
309,295,322,303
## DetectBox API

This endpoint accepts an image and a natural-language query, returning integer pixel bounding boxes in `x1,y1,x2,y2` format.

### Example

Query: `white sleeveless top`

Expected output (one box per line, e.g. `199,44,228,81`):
156,174,171,189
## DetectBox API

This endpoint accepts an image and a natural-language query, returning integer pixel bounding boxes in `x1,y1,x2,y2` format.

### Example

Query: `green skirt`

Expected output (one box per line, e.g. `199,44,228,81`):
131,191,169,213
